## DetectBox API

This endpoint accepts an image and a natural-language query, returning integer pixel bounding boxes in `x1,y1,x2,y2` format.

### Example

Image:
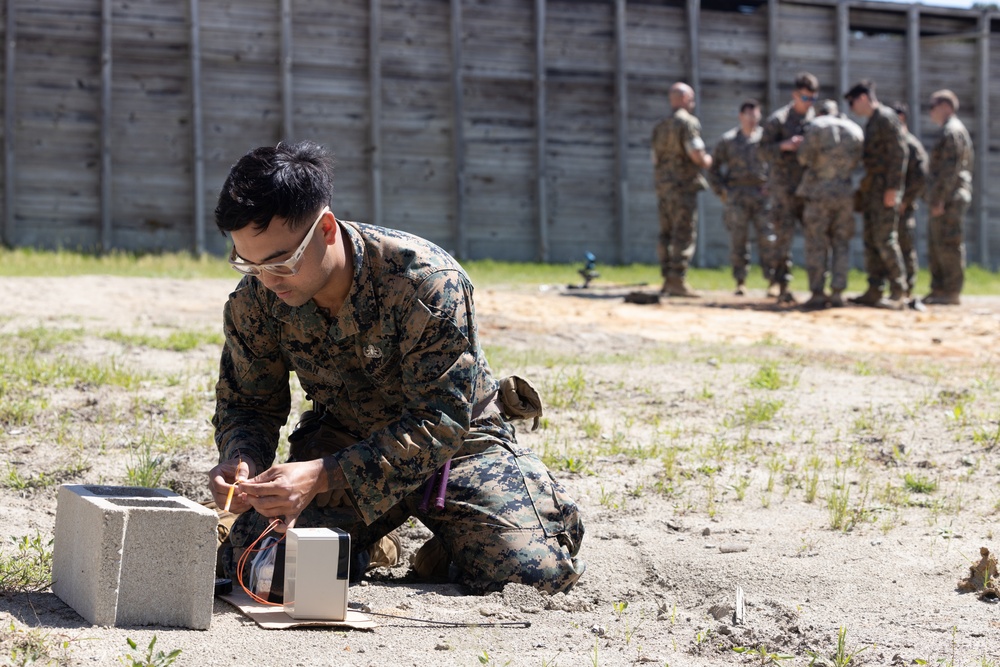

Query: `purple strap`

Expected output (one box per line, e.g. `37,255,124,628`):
434,459,451,510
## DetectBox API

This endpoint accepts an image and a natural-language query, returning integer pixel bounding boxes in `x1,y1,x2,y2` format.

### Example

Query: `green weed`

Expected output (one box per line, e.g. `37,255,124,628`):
748,363,786,390
0,533,53,595
807,626,868,666
125,432,168,488
118,635,181,667
903,473,937,494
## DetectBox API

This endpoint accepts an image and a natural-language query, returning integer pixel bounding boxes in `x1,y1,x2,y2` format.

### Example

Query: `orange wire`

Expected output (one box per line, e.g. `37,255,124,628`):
236,518,287,606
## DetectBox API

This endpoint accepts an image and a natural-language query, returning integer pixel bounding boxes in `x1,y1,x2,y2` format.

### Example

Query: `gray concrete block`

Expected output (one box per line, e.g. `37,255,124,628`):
52,485,217,629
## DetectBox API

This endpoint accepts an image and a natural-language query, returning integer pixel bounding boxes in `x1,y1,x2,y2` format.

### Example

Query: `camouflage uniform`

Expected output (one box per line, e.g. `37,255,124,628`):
858,105,908,296
708,126,775,283
761,103,814,286
795,114,864,294
215,221,585,594
926,115,973,295
898,130,928,293
652,108,708,279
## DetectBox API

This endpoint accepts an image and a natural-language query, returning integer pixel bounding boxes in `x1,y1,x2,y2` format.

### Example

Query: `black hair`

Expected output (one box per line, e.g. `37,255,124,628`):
215,141,334,234
794,72,819,93
739,98,761,114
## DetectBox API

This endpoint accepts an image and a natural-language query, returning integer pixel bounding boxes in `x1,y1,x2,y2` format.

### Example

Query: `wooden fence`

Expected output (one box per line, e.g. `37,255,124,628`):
1,0,997,268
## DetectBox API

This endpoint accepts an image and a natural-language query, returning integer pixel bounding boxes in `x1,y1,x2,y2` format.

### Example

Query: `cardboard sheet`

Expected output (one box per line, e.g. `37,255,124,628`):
219,589,377,630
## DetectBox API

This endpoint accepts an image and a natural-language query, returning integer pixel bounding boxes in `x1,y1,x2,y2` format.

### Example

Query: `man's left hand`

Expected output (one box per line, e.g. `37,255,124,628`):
883,189,899,209
238,459,328,531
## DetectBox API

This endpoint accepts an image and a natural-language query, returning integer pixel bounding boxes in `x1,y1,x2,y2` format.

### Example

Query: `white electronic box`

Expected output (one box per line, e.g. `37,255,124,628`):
283,527,351,620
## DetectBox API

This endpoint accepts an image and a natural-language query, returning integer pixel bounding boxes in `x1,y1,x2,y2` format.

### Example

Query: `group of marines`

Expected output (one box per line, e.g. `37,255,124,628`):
652,73,974,309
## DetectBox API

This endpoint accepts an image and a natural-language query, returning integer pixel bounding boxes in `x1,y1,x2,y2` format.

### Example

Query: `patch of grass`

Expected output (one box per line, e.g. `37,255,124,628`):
544,368,590,410
1,620,76,667
0,533,53,596
748,362,786,390
725,399,784,427
4,460,89,493
119,635,182,667
125,431,169,488
0,246,233,278
807,626,869,666
903,472,938,494
103,329,224,352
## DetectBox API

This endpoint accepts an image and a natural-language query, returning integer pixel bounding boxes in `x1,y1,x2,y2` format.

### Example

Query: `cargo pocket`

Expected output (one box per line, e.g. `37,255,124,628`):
514,452,584,557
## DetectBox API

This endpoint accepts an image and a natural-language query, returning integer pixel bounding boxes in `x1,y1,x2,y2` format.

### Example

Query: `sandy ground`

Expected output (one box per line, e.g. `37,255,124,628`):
1,275,1000,666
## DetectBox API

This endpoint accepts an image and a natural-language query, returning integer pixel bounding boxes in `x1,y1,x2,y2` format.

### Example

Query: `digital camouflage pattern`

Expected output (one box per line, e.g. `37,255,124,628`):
652,108,708,278
858,105,908,294
708,126,775,282
926,115,974,295
761,103,815,286
899,130,929,292
796,114,864,294
214,220,585,594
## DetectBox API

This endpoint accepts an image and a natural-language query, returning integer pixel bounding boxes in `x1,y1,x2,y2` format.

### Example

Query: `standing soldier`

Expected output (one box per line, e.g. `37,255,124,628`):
891,102,929,301
707,99,775,296
924,89,973,306
761,72,819,304
795,100,864,309
844,80,908,310
651,82,713,298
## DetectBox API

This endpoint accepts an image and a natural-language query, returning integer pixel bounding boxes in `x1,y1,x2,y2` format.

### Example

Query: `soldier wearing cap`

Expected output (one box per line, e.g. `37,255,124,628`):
891,101,929,300
844,79,908,310
707,99,776,296
651,82,713,298
795,99,864,309
924,89,973,305
760,72,819,304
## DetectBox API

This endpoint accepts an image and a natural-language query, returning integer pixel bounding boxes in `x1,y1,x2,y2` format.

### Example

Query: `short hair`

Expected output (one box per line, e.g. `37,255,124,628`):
816,99,840,117
739,98,761,114
844,79,876,103
930,89,959,112
794,72,819,93
891,101,909,118
215,141,334,234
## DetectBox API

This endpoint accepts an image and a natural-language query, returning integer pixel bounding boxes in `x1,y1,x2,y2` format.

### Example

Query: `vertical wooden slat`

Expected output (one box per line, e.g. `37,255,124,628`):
767,0,778,113
614,0,628,265
280,0,292,142
450,0,466,259
907,5,920,144
189,0,205,255
688,0,703,267
535,0,548,262
100,0,112,251
975,12,989,267
369,0,382,228
3,0,15,246
836,0,848,108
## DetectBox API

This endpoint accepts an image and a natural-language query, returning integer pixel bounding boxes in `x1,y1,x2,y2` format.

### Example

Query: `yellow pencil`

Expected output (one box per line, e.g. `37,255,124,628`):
223,456,243,512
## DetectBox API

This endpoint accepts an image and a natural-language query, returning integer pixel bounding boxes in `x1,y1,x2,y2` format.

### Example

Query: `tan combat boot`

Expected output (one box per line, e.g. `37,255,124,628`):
734,281,746,296
828,290,845,308
662,276,701,298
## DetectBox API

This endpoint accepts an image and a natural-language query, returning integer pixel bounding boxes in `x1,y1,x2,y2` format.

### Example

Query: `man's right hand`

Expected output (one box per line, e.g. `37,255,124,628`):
209,457,255,514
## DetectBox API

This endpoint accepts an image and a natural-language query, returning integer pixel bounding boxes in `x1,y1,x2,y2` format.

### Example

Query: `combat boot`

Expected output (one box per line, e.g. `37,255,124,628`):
848,285,882,306
766,282,781,298
734,281,746,296
776,284,797,305
828,290,845,308
663,277,701,298
924,292,961,305
411,535,450,580
875,286,906,311
801,291,827,311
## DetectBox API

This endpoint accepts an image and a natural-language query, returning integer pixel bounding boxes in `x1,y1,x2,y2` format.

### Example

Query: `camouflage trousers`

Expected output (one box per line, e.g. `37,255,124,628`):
223,437,585,596
769,189,806,286
802,196,855,294
657,188,698,278
897,203,919,293
928,195,970,294
860,192,906,294
723,188,776,283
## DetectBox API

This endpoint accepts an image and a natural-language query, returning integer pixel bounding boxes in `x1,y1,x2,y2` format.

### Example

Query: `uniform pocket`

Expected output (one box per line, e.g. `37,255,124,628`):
514,452,585,557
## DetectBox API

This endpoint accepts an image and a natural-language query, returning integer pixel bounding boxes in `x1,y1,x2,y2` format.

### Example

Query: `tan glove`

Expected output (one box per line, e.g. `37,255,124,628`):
498,375,544,431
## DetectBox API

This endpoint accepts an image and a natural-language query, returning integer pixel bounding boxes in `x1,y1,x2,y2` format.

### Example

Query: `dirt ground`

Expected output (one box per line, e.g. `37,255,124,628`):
1,275,1000,666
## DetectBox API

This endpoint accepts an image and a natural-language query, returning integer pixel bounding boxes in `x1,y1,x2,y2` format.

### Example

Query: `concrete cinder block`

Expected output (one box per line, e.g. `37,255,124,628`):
52,485,217,629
